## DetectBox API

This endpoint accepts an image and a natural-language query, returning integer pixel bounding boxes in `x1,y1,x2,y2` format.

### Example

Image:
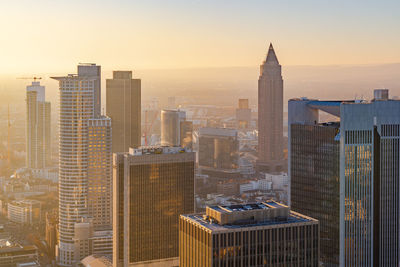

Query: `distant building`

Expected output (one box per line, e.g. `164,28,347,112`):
0,244,38,267
257,44,284,172
113,146,194,266
180,201,319,266
81,255,112,267
106,71,141,152
161,109,189,147
198,127,239,177
340,89,400,266
7,200,41,225
26,81,51,169
236,99,251,129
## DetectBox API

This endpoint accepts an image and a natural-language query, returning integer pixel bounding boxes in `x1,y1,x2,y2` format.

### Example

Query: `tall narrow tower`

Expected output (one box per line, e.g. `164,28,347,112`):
257,43,284,172
26,81,51,169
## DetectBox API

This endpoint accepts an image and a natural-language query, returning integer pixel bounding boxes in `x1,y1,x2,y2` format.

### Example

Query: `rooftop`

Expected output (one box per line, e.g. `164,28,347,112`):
129,146,188,156
181,201,317,232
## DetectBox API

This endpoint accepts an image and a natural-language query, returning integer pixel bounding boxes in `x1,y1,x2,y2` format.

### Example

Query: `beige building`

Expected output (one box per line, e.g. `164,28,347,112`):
7,200,41,225
87,117,112,230
26,81,51,169
257,43,284,172
113,146,194,267
106,71,141,152
180,201,319,266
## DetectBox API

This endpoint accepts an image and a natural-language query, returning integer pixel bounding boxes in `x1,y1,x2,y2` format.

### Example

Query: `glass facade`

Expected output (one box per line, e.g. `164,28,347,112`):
290,123,340,266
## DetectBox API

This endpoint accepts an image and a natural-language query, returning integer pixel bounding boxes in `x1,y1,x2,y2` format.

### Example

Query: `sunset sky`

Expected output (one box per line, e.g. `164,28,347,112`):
1,0,399,74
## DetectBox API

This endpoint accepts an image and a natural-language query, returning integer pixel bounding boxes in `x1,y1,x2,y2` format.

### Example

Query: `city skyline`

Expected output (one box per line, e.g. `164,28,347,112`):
1,1,400,74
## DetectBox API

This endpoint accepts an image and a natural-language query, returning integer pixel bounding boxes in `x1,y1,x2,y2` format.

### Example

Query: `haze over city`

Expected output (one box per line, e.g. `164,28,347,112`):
1,1,400,266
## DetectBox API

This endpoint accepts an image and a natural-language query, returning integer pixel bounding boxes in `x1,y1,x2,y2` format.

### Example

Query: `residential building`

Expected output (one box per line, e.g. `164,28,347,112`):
7,200,41,225
26,81,51,169
180,201,319,266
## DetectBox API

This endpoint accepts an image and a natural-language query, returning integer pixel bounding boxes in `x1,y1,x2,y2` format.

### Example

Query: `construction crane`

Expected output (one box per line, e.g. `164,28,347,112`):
17,77,42,81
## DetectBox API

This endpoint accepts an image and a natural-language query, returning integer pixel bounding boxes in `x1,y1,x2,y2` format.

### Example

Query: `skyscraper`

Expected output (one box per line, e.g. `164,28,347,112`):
161,109,182,147
236,98,251,129
113,146,194,267
257,43,284,172
180,201,319,266
106,71,141,152
26,81,51,169
52,64,112,266
289,98,343,266
87,117,112,230
340,89,400,266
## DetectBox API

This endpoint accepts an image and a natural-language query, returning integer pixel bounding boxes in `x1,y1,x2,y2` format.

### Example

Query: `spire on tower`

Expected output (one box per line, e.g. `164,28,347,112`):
265,43,279,64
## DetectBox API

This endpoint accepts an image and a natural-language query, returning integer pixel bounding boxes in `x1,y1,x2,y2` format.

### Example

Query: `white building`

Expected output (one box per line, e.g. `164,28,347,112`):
7,200,41,225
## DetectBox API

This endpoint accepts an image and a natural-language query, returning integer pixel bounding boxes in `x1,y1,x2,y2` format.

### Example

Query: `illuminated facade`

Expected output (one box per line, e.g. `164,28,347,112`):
26,81,51,169
180,201,319,266
340,90,400,266
87,117,112,229
257,43,284,172
113,147,194,266
106,71,141,152
52,64,112,266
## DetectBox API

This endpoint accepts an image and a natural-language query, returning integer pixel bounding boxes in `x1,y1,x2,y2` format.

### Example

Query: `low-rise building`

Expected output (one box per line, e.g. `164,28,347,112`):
7,200,41,225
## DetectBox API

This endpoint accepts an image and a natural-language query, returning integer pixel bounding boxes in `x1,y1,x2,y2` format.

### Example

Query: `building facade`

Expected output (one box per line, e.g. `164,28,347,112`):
257,43,284,172
113,147,194,266
87,117,112,230
52,64,112,266
161,109,187,147
180,201,319,266
340,90,400,266
26,81,51,169
236,99,251,129
106,71,141,152
7,200,41,225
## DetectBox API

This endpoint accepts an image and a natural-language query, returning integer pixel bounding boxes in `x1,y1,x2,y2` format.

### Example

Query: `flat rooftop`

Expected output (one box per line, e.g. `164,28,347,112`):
129,146,188,156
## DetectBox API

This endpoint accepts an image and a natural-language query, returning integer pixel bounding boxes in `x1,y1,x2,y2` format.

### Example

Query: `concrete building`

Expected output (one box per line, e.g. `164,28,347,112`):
26,81,51,169
106,71,141,152
235,99,251,129
113,146,194,267
0,244,38,267
180,201,319,266
7,200,41,225
257,43,284,172
340,89,400,266
87,117,112,230
52,64,112,266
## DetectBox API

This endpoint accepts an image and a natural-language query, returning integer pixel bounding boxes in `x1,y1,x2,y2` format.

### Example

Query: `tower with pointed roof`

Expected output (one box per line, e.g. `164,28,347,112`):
257,43,284,172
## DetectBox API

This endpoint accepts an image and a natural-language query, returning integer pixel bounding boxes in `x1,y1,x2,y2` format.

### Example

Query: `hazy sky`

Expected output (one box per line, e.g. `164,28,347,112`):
1,0,399,74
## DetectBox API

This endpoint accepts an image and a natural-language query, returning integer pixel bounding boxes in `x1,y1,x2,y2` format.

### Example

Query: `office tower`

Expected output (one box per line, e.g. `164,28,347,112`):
340,89,400,266
198,127,239,177
52,65,112,266
289,98,343,266
161,109,181,146
257,43,284,172
236,98,251,129
106,71,141,152
180,120,193,149
180,201,319,266
26,81,51,169
87,117,112,229
78,63,101,117
113,147,194,267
